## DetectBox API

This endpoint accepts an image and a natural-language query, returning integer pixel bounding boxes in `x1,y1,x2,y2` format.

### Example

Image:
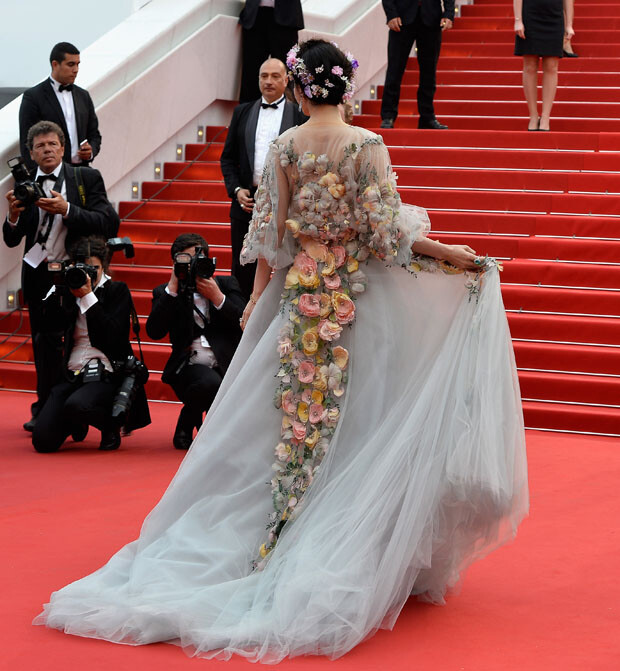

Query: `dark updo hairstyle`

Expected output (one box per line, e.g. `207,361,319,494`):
68,235,110,272
289,39,355,107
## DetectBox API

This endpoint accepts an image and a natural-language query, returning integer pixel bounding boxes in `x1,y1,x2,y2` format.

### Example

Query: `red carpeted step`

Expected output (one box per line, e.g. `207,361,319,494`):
462,4,620,18
439,43,619,58
508,312,620,346
162,162,223,181
519,370,620,406
363,98,620,118
514,340,620,375
445,30,619,44
113,242,232,268
141,181,233,202
112,266,231,290
502,285,620,316
417,56,620,71
119,220,231,245
455,17,620,31
184,143,224,161
118,197,228,222
401,71,620,87
522,400,620,435
501,259,620,290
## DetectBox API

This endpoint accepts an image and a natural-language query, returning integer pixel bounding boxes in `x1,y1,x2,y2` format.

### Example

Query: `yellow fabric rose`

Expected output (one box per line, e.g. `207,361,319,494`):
285,266,300,289
332,346,349,370
259,543,270,558
311,389,324,404
321,252,336,276
299,271,321,289
301,328,319,356
328,183,346,199
285,219,301,236
319,293,332,318
297,402,309,422
304,240,329,262
305,428,319,449
318,172,339,187
346,257,359,273
313,368,328,392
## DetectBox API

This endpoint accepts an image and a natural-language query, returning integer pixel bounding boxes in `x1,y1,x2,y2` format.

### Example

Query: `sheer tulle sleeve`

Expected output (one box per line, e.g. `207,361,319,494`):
240,141,298,269
353,137,430,266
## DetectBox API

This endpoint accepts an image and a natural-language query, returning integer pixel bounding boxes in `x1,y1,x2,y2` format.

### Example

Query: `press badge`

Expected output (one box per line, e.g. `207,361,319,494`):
24,243,47,268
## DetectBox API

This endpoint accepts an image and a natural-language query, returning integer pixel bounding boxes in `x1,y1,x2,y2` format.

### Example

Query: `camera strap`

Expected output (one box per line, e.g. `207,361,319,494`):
74,167,87,206
193,302,210,327
128,295,146,365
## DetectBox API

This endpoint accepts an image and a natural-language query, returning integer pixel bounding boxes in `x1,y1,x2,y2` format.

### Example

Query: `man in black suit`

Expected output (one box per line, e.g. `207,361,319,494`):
146,233,246,450
19,42,101,170
32,235,150,452
3,120,120,430
239,0,304,103
220,58,306,299
380,0,455,129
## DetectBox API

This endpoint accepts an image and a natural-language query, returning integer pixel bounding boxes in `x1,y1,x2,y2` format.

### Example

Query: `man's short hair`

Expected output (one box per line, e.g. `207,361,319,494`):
50,42,80,65
27,120,65,151
171,233,209,259
68,235,110,270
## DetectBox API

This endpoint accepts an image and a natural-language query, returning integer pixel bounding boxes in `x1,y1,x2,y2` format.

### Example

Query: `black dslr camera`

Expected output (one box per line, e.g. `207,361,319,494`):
8,156,45,207
111,355,149,425
48,237,135,290
174,246,216,292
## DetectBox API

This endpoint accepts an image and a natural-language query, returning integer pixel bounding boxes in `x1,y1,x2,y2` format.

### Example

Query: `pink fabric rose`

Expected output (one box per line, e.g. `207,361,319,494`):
332,292,356,324
323,273,341,290
298,360,316,384
282,389,297,415
292,421,307,441
318,319,343,341
298,293,321,318
333,245,346,268
293,252,318,276
309,403,326,424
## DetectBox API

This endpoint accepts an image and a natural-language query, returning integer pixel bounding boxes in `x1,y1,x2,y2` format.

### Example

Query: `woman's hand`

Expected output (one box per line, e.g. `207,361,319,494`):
514,19,525,39
564,25,575,40
443,244,480,270
240,293,260,330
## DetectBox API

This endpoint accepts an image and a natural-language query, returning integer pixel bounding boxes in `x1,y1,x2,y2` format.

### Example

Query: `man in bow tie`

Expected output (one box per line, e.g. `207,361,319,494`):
220,58,306,299
3,120,119,432
19,42,101,170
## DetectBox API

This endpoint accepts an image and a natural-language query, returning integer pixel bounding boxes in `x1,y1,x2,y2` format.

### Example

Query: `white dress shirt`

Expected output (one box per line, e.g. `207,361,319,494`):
253,96,285,185
165,286,226,368
68,273,113,373
50,76,81,163
34,166,70,263
259,0,275,7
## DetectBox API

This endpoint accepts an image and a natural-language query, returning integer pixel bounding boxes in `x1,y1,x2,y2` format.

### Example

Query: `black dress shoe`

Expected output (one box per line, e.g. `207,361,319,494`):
71,423,89,442
23,417,36,432
173,427,193,451
173,406,200,450
380,118,394,129
418,118,448,130
563,49,579,58
99,428,121,451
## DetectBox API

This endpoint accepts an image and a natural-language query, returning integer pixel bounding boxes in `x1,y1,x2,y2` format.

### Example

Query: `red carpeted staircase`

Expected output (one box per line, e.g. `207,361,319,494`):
2,0,620,435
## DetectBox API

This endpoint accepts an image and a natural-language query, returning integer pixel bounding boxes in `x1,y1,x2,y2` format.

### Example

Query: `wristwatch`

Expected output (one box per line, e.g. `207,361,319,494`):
234,186,242,197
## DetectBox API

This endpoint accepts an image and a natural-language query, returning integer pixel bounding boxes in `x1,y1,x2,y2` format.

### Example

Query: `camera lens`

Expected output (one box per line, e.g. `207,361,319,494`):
65,266,88,289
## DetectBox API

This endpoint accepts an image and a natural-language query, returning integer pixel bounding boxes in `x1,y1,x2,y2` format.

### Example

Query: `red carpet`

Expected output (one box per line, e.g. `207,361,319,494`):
1,390,619,670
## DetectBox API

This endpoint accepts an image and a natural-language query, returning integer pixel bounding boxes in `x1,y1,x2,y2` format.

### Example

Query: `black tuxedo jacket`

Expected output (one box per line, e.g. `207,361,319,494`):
41,279,151,431
239,0,304,29
146,277,246,384
220,99,306,220
382,0,455,26
2,162,120,303
19,79,102,169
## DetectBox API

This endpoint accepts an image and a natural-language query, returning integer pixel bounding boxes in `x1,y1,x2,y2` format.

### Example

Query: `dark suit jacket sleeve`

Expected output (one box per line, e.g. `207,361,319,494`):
146,284,178,341
382,0,400,21
220,105,246,198
86,281,131,356
18,89,41,166
83,90,102,160
214,276,246,326
3,207,37,248
443,0,455,20
64,168,120,238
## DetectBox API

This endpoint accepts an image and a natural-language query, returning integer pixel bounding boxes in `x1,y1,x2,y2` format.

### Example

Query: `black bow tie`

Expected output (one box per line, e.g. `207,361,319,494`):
59,83,73,92
37,174,57,184
261,96,284,109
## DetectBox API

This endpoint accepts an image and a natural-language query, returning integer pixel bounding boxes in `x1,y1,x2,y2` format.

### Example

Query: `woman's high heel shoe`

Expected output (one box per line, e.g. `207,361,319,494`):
528,117,540,131
563,49,579,58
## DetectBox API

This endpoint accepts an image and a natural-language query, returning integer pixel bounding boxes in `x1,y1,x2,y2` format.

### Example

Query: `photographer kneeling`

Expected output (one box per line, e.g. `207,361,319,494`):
146,233,245,450
32,235,150,452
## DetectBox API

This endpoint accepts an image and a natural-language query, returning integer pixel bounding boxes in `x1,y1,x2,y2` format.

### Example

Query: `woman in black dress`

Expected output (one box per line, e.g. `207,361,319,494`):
514,0,575,130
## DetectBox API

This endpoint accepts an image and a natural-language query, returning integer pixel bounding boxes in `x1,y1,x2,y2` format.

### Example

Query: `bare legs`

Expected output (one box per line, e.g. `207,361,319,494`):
522,55,539,129
521,55,559,131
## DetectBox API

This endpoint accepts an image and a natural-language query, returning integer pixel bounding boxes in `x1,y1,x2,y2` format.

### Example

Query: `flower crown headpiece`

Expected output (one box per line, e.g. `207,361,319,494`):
286,43,359,102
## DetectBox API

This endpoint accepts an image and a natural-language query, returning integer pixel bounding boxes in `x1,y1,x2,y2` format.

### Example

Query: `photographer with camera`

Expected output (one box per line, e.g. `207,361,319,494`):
3,120,120,431
146,233,245,450
31,236,150,453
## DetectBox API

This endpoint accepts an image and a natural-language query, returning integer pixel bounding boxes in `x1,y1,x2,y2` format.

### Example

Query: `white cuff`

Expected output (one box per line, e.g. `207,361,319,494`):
165,285,178,297
77,291,98,314
214,295,226,310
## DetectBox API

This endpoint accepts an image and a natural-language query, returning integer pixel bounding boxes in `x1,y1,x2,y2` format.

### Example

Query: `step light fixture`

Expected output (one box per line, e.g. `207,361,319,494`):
6,290,18,310
197,126,205,142
131,182,139,199
353,100,361,115
154,163,162,180
176,144,183,160
369,85,376,100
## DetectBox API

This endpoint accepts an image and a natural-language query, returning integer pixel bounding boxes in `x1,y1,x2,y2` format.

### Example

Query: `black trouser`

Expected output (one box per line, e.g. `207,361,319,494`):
170,363,223,429
230,207,257,301
25,266,62,417
32,378,117,453
240,7,298,103
381,13,443,123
